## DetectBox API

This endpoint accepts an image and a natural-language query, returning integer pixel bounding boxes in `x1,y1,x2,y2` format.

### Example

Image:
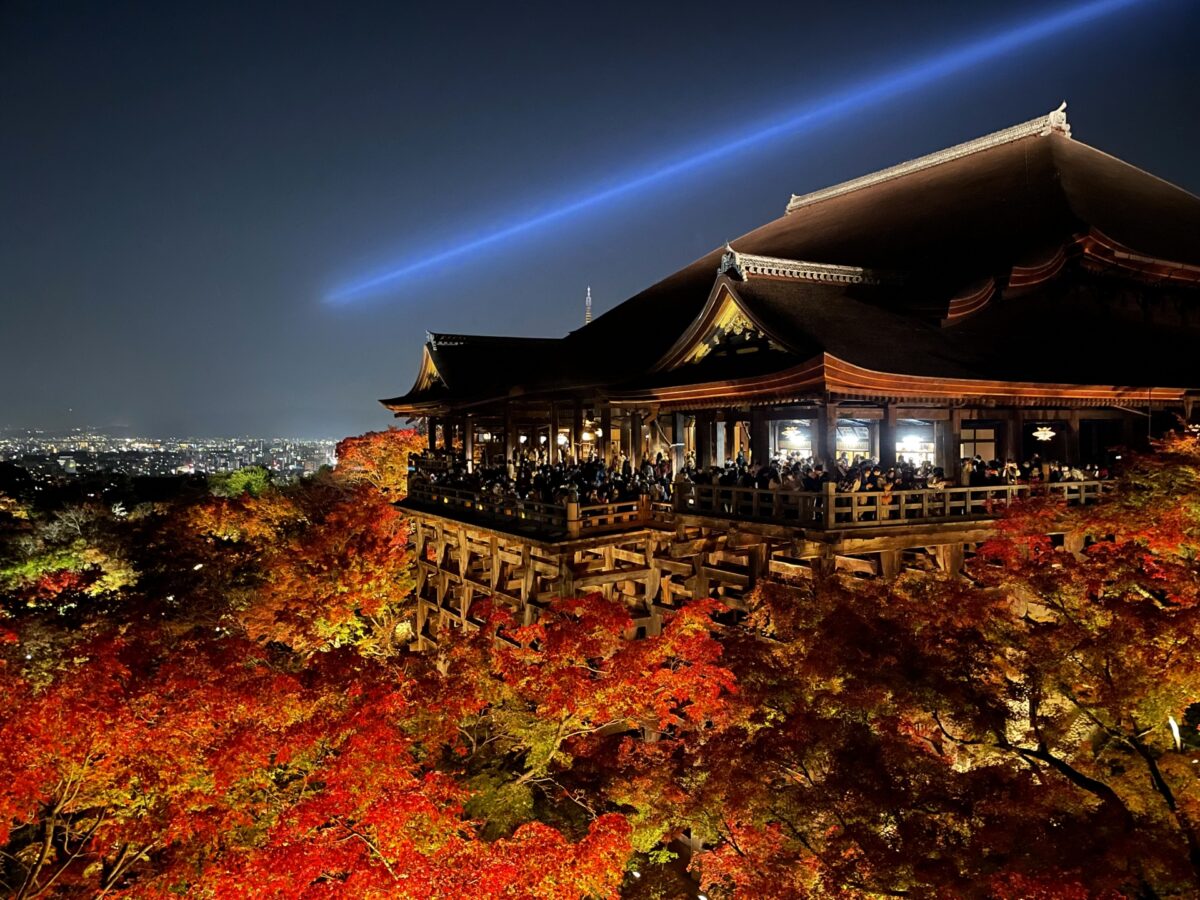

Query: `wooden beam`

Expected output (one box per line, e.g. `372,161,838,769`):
574,567,652,588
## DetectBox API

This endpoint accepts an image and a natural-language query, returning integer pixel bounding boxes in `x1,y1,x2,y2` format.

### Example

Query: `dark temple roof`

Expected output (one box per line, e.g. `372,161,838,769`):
383,108,1200,415
381,333,563,412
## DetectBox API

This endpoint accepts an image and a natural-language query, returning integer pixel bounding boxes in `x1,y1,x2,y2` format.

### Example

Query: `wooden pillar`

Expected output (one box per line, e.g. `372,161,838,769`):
672,412,686,474
935,543,965,577
879,405,897,467
1003,409,1021,463
504,405,517,471
571,401,583,463
953,410,965,458
696,410,714,470
631,411,644,466
549,403,561,462
427,416,438,452
1120,412,1136,451
463,416,474,472
815,401,838,467
600,404,613,465
945,409,964,482
648,413,662,462
724,414,736,466
750,408,770,466
1065,410,1081,466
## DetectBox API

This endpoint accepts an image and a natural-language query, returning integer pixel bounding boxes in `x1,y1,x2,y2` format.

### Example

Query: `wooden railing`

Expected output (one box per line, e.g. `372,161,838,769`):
407,478,1114,536
410,451,461,478
672,484,824,524
406,481,654,539
674,480,1114,529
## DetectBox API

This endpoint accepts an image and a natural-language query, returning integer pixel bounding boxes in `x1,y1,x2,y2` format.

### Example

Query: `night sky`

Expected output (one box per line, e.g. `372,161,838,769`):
3,0,1198,439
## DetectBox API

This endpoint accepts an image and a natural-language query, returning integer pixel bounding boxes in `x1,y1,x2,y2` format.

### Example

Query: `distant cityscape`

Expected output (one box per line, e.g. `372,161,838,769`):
0,429,338,484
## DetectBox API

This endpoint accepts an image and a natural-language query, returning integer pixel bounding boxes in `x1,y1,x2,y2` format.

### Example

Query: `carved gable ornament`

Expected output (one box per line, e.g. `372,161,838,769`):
684,290,784,365
413,345,445,392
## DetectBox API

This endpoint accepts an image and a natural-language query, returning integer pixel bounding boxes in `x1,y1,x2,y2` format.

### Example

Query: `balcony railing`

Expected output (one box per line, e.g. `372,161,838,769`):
411,450,459,477
406,480,655,539
673,480,1114,529
405,476,1114,537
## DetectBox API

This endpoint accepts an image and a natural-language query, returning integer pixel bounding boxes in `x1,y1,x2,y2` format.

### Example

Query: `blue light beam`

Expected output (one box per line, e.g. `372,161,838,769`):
328,0,1149,304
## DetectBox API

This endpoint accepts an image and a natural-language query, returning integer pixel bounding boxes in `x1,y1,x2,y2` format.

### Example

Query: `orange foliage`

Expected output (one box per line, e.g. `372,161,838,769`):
335,427,425,497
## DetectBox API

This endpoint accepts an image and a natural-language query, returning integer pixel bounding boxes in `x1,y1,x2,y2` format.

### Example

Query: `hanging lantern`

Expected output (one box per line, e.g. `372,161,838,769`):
1033,425,1057,442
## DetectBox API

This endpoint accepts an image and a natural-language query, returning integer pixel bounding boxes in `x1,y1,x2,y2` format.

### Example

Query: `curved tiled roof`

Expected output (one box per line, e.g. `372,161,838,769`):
383,110,1200,415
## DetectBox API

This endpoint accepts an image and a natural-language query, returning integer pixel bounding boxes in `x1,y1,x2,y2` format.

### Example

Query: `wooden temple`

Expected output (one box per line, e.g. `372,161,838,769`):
381,105,1200,649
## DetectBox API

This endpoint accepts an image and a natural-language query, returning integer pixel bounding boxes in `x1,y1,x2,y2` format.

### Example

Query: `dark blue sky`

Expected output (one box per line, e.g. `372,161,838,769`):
3,0,1198,438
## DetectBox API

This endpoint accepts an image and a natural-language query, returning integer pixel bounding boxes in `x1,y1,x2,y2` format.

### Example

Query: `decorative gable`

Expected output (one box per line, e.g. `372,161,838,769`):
412,345,445,392
654,281,788,372
683,293,784,365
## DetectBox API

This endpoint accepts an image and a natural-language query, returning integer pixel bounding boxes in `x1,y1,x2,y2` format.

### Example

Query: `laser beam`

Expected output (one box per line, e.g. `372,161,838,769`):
327,0,1150,304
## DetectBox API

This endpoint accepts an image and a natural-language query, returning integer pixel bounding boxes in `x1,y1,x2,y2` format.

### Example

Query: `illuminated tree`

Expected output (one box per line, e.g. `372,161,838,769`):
0,503,137,615
235,484,415,655
208,465,272,498
334,427,425,496
674,432,1200,898
0,627,632,899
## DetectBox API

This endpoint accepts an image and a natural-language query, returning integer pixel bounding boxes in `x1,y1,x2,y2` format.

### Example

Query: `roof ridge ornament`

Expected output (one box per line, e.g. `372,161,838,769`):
786,102,1072,213
718,246,889,285
720,242,744,279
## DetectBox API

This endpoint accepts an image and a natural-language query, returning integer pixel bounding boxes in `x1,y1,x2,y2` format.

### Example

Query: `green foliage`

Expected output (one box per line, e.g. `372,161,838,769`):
465,771,536,840
208,465,272,498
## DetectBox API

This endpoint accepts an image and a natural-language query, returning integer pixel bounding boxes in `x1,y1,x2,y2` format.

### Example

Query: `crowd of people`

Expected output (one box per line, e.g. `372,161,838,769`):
410,446,1112,511
411,448,678,507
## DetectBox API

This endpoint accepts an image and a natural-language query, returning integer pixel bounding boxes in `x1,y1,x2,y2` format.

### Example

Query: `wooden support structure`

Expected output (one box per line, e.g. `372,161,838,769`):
403,475,1089,651
549,403,561,462
750,408,769,466
696,410,714,470
879,404,897,468
571,401,584,463
504,405,517,472
672,412,686,474
816,401,838,467
600,404,613,464
463,415,474,471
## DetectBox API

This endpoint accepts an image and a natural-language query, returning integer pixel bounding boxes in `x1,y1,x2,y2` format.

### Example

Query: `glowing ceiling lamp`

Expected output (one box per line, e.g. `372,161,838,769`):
781,425,809,447
900,434,922,451
556,433,568,446
1033,426,1057,442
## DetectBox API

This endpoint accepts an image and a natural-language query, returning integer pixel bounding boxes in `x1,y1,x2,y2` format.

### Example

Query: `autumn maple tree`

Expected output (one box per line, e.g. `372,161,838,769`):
334,427,426,496
663,431,1200,898
4,426,1200,897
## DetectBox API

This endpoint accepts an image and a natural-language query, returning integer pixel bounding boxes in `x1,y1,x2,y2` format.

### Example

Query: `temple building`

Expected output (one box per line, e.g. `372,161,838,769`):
381,106,1200,648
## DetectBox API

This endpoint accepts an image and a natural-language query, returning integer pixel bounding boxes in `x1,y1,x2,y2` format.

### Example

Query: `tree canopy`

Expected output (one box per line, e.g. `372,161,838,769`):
2,427,1199,897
